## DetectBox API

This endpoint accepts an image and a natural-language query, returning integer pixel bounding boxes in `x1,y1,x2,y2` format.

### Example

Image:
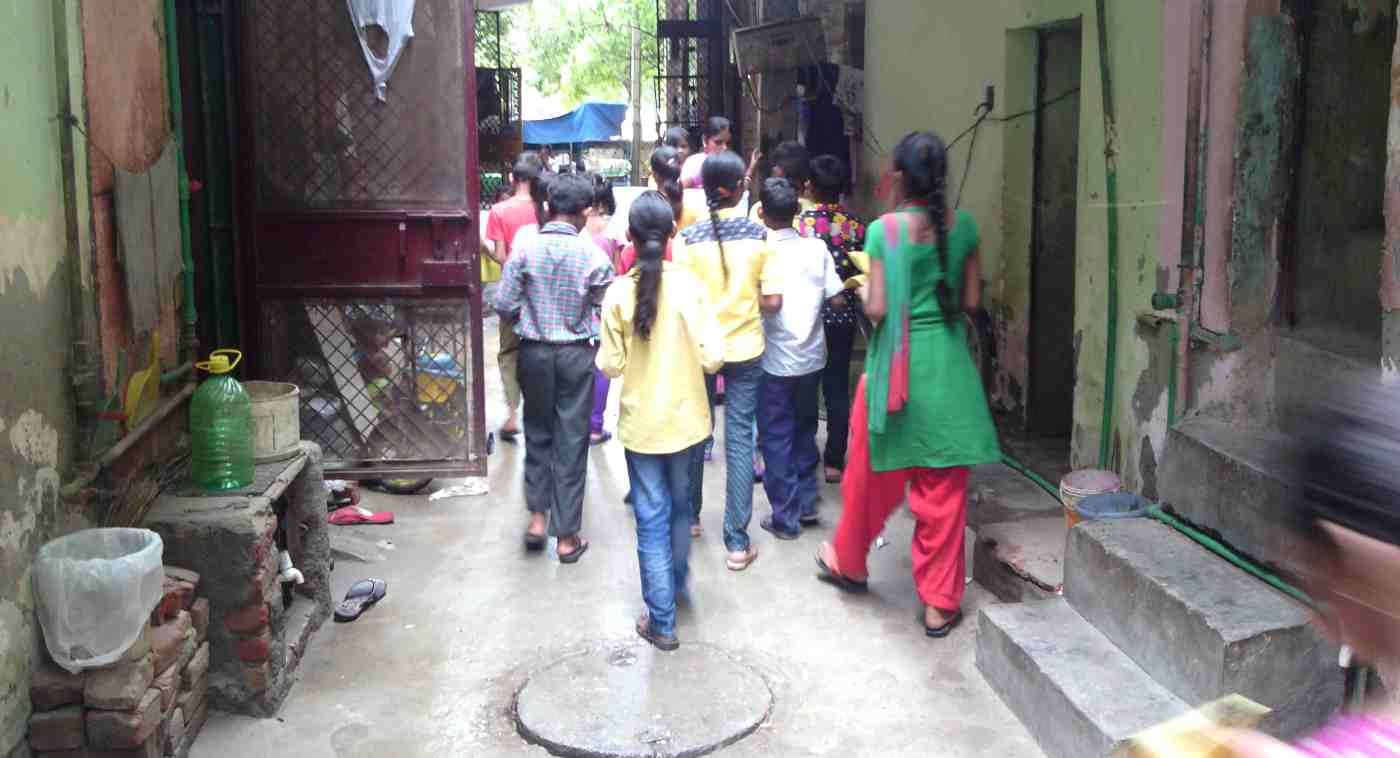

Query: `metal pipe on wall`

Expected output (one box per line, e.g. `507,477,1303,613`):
1094,0,1122,468
1177,0,1214,427
52,0,101,464
163,0,199,369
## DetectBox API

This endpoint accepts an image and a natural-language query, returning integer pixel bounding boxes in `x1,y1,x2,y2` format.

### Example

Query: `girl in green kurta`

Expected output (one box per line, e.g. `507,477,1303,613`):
817,131,1001,637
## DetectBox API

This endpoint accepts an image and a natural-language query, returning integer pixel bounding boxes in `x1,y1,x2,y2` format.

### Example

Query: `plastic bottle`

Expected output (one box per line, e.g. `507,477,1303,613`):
190,350,254,491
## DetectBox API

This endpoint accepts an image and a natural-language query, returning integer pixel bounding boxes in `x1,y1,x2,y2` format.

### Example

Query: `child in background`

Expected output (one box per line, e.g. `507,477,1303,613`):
484,152,547,440
755,177,845,539
673,151,785,570
748,141,816,226
799,155,867,483
597,191,724,651
585,174,621,445
617,148,683,274
480,184,515,284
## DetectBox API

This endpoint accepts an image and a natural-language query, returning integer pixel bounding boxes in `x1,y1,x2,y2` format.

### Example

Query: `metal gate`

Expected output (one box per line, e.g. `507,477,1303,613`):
656,0,727,136
240,0,486,479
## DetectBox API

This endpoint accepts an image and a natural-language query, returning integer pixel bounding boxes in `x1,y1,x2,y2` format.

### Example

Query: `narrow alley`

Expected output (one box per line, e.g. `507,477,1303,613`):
12,2,1400,757
189,314,1049,757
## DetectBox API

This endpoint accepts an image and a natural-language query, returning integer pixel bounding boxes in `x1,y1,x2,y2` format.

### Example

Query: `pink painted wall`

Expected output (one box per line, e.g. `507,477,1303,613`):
1199,0,1281,332
1158,0,1200,292
81,0,177,392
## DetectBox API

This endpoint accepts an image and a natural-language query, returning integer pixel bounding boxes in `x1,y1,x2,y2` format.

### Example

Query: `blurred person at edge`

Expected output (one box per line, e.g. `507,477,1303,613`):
1222,380,1400,756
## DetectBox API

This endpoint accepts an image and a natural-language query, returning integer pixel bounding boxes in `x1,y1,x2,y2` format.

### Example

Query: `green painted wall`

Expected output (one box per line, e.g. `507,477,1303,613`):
862,0,1166,490
0,2,91,753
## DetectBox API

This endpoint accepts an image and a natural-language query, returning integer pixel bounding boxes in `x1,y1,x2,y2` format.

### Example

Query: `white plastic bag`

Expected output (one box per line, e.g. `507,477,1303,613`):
346,0,416,101
32,528,164,674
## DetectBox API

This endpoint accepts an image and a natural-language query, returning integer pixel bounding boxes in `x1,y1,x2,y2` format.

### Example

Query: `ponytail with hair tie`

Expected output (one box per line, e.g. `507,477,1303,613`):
627,191,674,341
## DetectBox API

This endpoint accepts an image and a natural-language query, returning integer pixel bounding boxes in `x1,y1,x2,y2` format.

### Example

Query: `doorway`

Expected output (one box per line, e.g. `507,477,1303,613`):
1026,22,1083,438
1282,2,1393,362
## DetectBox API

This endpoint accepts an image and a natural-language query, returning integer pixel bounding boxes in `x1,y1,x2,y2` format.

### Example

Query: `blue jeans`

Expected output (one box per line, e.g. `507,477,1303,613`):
626,443,702,638
759,370,822,534
716,358,763,552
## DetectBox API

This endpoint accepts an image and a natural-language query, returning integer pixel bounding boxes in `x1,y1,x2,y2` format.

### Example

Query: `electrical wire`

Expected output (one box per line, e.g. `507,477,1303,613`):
948,86,1081,207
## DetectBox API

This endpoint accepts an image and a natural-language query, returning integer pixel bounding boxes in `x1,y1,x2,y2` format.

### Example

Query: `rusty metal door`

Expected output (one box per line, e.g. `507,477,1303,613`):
239,0,486,480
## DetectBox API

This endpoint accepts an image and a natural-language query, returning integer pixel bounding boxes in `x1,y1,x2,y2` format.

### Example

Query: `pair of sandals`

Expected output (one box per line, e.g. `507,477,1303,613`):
524,530,590,564
813,546,962,638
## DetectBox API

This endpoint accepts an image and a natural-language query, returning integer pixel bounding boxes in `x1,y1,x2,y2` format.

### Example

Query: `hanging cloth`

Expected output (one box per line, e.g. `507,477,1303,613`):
346,0,416,101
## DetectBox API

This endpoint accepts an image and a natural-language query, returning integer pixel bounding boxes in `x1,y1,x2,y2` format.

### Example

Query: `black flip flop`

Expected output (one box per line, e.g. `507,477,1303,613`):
333,579,387,623
924,610,964,638
558,539,590,564
524,531,546,551
815,555,868,593
498,429,520,443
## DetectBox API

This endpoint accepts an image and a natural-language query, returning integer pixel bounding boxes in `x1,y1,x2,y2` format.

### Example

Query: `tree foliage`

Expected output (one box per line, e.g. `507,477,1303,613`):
509,0,660,109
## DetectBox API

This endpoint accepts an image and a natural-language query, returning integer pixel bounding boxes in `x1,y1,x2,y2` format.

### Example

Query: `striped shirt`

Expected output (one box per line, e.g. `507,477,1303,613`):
494,222,615,343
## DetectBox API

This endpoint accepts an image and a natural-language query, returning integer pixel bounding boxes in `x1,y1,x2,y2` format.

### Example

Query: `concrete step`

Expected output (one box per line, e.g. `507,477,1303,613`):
1064,519,1341,738
1275,332,1374,437
977,599,1190,758
1156,417,1303,575
968,463,1063,528
973,517,1064,603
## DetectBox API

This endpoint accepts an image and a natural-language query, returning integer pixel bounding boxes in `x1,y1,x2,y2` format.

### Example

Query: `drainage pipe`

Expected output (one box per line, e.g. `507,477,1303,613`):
1094,0,1121,468
163,0,199,367
51,0,100,464
1176,0,1214,427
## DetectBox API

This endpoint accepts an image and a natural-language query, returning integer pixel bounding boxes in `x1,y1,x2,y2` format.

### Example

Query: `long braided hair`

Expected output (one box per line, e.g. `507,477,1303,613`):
893,132,954,324
649,145,684,222
627,191,674,340
701,151,747,286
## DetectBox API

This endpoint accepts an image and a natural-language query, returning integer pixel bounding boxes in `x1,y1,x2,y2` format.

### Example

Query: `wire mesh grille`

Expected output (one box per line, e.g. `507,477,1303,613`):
477,68,522,137
259,297,479,472
656,0,722,135
246,0,468,210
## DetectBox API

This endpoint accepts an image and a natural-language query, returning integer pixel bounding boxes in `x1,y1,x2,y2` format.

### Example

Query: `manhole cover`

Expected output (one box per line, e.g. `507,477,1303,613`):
515,643,772,757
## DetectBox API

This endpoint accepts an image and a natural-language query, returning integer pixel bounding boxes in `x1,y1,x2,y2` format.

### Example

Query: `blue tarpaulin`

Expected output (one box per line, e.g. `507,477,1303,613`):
523,102,627,145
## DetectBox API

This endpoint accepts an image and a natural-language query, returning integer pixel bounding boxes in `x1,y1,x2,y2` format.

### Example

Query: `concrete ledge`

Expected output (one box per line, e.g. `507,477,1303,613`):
1064,519,1341,738
977,600,1188,758
973,517,1064,603
1157,418,1304,575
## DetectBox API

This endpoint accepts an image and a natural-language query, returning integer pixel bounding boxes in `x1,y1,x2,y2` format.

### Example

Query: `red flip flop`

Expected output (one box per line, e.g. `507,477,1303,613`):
328,506,395,526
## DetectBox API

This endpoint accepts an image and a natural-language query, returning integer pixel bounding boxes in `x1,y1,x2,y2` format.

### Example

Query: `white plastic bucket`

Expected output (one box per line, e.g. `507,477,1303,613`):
1059,469,1122,528
246,381,301,463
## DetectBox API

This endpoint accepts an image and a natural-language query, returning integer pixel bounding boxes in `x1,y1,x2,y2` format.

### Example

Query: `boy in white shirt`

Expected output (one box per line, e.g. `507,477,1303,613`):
756,177,846,539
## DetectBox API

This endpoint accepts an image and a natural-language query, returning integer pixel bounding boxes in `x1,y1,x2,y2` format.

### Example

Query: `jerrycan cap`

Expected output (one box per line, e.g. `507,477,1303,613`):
197,349,242,375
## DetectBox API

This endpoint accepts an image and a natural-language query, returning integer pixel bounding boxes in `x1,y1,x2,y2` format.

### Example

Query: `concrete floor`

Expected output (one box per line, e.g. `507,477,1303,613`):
192,317,1046,758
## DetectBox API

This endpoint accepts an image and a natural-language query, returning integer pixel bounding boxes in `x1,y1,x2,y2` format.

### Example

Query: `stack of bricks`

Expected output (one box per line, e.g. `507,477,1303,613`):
26,567,212,758
223,541,277,699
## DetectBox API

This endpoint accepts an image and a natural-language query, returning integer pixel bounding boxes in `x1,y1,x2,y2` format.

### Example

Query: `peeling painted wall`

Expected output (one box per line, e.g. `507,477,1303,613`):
0,3,92,753
82,0,180,391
